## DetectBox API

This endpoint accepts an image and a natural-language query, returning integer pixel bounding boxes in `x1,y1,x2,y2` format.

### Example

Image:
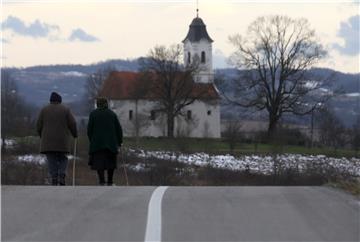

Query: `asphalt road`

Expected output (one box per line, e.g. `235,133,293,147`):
2,186,359,242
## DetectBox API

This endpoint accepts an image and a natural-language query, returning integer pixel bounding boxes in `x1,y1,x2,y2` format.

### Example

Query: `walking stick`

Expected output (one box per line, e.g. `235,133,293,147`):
72,138,77,186
121,147,129,186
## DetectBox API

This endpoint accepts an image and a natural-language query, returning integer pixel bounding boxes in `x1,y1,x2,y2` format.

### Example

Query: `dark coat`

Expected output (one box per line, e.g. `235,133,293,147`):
36,103,77,153
87,107,123,155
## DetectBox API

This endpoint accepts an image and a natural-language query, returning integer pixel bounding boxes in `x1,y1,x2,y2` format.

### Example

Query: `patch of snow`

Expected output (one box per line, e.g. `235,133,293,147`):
16,154,77,164
0,139,16,147
345,92,360,98
17,155,46,164
128,163,148,172
129,150,360,177
304,81,318,89
61,71,86,77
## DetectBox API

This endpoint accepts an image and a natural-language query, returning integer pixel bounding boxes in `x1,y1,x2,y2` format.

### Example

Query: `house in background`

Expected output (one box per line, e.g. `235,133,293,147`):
99,15,221,138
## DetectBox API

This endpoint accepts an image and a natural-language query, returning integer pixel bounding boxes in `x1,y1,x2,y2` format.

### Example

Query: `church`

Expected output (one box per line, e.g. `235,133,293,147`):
99,14,221,138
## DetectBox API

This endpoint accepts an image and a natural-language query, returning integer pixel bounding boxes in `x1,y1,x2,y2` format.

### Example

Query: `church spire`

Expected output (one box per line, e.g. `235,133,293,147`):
196,0,199,17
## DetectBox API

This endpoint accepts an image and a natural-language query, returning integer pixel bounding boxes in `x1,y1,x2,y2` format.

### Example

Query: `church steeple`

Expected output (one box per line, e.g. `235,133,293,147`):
183,11,214,83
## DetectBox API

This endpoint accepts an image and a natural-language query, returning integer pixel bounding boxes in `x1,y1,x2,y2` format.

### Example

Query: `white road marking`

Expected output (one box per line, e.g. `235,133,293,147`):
144,186,169,242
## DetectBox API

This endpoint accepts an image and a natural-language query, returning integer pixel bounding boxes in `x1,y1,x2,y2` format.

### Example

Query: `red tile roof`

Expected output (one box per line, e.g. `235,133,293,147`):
99,71,220,100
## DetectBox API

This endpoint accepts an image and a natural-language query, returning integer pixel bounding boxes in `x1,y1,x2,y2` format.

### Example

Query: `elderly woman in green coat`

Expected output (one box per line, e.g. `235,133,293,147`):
87,97,123,185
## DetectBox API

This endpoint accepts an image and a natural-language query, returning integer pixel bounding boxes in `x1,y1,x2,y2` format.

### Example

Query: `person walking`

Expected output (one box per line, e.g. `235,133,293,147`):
37,92,78,186
87,97,123,186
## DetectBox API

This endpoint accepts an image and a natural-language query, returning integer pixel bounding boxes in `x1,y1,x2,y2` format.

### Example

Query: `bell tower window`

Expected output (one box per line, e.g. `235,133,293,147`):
201,51,206,63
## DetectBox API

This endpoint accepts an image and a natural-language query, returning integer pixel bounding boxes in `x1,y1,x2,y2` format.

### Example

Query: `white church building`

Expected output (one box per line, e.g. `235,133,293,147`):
99,15,221,138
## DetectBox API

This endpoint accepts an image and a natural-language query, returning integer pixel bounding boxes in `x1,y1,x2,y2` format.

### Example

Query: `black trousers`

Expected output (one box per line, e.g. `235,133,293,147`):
97,169,114,185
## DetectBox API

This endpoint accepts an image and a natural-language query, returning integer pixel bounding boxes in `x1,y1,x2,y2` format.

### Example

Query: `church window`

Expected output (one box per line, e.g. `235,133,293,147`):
129,110,133,120
187,110,192,120
207,110,212,116
201,51,206,63
188,52,191,64
150,110,156,120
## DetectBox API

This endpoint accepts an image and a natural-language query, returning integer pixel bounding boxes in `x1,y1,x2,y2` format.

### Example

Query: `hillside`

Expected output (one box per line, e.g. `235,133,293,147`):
3,59,359,126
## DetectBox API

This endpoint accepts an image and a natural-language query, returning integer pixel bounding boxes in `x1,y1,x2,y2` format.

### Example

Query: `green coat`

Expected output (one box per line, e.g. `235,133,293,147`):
87,107,123,154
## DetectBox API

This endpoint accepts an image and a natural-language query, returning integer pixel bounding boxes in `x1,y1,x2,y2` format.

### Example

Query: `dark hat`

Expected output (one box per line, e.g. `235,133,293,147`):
50,92,62,103
96,97,108,109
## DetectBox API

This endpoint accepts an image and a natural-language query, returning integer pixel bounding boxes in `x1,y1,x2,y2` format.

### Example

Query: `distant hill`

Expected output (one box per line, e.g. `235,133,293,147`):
2,59,359,127
6,59,139,107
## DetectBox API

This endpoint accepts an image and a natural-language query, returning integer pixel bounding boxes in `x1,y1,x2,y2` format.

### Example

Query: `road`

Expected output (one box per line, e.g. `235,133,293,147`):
2,186,359,241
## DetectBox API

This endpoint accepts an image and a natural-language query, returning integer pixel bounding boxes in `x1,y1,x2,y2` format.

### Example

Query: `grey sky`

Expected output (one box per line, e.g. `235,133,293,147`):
1,1,359,73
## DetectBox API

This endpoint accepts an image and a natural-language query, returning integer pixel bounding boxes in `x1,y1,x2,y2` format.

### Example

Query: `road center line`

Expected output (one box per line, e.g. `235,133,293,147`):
144,186,169,242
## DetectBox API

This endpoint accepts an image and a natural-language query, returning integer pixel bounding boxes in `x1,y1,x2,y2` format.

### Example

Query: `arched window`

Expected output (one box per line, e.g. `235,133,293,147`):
187,110,192,120
201,51,206,63
150,110,156,120
188,52,191,64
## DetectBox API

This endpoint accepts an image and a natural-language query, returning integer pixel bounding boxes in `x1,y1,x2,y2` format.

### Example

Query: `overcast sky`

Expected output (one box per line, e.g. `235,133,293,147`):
1,0,359,73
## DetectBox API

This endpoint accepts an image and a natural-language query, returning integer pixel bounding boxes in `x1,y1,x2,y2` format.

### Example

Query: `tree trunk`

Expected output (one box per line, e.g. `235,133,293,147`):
310,110,314,148
1,137,6,151
167,114,175,138
267,114,278,141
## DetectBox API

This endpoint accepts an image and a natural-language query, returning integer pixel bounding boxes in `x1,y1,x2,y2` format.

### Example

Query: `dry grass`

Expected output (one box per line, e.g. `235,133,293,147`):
327,180,360,196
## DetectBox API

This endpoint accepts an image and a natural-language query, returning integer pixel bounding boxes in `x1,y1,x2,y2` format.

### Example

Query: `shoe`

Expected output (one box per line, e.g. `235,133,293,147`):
59,175,66,186
51,177,58,186
107,183,116,186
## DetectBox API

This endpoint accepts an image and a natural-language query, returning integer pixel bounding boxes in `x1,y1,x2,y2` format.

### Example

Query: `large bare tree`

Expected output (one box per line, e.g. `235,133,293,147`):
228,15,331,137
139,44,202,138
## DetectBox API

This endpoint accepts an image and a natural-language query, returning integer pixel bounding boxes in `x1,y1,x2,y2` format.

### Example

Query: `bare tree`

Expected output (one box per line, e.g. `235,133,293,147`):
317,107,346,150
228,15,331,138
130,112,150,145
84,65,115,112
223,120,242,153
1,69,35,148
139,44,203,138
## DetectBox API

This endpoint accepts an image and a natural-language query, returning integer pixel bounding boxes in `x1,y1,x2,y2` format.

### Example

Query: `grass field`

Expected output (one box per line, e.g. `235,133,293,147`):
123,137,359,158
2,135,359,195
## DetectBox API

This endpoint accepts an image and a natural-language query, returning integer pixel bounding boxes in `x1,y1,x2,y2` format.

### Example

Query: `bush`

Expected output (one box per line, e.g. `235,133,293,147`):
254,127,309,146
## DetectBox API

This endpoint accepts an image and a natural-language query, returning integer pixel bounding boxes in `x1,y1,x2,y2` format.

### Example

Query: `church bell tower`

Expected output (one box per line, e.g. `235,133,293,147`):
182,9,214,83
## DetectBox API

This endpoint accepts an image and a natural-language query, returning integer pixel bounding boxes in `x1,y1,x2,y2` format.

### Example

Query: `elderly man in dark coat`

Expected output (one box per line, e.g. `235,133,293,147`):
87,97,123,186
37,92,78,185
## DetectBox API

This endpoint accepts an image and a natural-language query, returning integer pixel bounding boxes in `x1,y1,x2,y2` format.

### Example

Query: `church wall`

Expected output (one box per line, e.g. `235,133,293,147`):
175,100,220,138
109,99,221,138
110,100,166,137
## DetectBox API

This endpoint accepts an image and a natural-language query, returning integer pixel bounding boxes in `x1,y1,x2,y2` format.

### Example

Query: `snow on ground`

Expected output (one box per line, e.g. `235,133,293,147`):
12,150,360,177
131,149,360,177
0,139,16,147
17,155,46,164
16,155,76,165
60,71,86,77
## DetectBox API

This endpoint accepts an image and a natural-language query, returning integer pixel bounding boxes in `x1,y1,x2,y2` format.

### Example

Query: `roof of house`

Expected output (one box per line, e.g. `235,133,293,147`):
98,71,220,100
182,17,213,43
